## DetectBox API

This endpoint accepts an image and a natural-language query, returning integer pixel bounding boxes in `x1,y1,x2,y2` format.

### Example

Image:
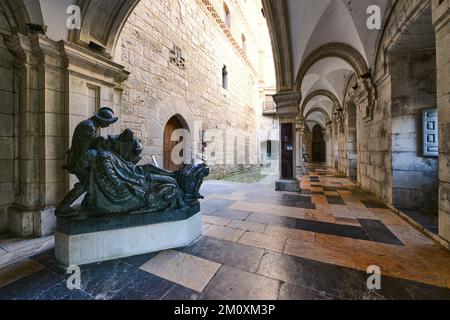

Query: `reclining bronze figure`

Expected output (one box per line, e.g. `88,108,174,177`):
56,107,209,217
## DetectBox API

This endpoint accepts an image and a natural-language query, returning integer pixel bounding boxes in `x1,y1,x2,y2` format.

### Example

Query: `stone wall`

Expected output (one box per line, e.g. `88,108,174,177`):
390,49,438,210
351,0,435,205
0,31,15,232
338,101,358,181
115,0,262,177
356,74,392,204
432,0,450,240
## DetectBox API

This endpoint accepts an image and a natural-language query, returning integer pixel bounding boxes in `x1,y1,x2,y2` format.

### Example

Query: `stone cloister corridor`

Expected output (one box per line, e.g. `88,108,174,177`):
1,0,450,303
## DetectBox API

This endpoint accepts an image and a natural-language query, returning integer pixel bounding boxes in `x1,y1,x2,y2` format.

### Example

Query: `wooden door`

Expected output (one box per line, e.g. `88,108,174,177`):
163,116,184,171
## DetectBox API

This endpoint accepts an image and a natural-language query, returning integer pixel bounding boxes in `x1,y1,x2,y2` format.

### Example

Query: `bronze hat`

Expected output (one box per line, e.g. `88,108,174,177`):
94,107,118,124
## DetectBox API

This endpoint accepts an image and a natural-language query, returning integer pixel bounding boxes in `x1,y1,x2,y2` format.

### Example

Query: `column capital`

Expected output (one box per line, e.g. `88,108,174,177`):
295,115,305,133
273,91,302,119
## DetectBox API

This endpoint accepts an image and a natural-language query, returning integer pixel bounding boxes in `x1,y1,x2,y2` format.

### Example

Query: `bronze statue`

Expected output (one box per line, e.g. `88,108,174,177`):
56,108,209,217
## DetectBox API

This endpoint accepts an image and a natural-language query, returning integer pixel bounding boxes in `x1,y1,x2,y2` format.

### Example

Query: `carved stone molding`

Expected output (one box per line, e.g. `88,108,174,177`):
199,0,257,75
61,41,130,87
334,111,345,134
273,91,302,119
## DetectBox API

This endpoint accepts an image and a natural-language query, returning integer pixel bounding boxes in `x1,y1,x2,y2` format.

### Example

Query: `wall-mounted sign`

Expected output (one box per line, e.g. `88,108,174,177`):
422,108,438,158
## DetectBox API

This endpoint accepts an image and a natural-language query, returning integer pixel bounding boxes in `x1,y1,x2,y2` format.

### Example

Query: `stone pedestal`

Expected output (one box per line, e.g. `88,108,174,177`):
55,205,202,266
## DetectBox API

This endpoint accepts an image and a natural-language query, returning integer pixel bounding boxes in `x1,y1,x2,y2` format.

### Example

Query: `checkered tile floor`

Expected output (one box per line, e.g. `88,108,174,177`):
1,164,450,300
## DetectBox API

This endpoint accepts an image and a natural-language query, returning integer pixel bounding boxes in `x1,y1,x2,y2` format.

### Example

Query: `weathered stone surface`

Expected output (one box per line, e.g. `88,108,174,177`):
116,0,262,176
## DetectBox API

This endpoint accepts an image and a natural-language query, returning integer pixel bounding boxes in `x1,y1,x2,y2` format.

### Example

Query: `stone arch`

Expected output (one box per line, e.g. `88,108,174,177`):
295,43,370,91
163,113,190,171
69,0,141,57
156,98,194,136
0,0,40,34
301,90,341,117
261,0,294,92
150,98,195,166
342,73,357,109
305,108,331,123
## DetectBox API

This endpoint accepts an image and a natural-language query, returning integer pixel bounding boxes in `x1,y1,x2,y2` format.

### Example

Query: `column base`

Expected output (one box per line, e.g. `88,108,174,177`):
275,179,301,192
6,207,56,237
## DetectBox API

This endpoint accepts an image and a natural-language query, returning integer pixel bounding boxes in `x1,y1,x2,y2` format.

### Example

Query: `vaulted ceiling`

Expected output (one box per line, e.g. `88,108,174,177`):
264,0,390,127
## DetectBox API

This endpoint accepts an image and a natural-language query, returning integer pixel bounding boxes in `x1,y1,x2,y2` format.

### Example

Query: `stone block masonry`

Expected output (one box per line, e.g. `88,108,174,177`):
115,0,262,176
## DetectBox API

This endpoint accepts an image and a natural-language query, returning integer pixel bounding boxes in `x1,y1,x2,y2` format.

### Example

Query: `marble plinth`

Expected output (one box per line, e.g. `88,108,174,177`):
55,204,202,266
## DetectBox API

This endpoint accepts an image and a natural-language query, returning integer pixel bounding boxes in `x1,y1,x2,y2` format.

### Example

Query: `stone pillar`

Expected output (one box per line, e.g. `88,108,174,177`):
295,131,301,167
433,0,450,243
273,91,302,192
295,116,305,171
2,33,63,237
325,121,333,167
1,33,129,238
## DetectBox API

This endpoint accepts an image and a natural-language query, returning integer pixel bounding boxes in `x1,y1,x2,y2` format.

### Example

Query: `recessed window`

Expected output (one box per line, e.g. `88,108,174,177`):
222,65,228,90
223,3,231,29
241,34,246,54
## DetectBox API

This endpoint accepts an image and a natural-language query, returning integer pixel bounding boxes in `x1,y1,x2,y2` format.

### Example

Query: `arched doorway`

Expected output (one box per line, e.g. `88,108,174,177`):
312,125,326,162
163,115,189,171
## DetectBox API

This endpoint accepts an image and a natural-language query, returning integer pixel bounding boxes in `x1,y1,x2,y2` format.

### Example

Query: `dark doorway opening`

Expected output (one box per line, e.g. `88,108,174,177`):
312,125,326,162
280,123,294,179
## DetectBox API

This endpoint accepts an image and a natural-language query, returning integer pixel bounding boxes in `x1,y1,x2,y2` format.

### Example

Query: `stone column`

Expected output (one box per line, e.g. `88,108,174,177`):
295,131,301,168
295,115,305,171
1,33,130,238
273,91,302,192
325,121,333,167
433,0,450,243
333,122,339,169
2,33,64,237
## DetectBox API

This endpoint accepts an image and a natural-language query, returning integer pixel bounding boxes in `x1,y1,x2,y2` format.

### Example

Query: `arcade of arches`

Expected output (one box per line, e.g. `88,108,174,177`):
1,0,450,300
